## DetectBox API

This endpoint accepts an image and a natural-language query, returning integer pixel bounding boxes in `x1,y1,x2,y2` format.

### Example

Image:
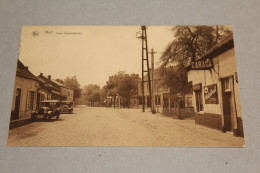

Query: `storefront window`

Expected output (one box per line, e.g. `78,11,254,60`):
224,77,231,92
194,89,203,112
187,97,192,107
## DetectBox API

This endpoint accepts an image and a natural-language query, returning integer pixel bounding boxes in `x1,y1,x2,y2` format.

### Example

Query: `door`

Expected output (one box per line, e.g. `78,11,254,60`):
221,78,233,131
14,88,21,119
147,96,151,107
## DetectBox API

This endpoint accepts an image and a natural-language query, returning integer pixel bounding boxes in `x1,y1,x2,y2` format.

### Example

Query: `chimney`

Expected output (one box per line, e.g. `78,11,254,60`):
48,75,51,80
25,66,28,70
40,73,43,76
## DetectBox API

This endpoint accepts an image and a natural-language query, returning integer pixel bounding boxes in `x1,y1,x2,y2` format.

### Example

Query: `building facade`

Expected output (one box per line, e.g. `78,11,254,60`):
11,60,39,120
187,35,244,137
53,80,74,101
138,68,193,113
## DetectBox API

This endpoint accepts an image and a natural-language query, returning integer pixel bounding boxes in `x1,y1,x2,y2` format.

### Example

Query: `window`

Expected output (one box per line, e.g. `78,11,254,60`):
139,96,143,105
223,77,231,92
155,95,161,105
41,94,45,101
26,91,35,110
187,97,192,107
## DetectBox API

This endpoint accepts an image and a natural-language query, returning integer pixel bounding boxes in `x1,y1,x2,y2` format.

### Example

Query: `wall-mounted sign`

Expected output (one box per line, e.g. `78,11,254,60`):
204,84,218,104
192,83,201,91
191,59,213,70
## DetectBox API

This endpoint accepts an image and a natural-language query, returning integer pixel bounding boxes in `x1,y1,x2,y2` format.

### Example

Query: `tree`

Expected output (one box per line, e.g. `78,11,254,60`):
104,71,140,108
83,84,104,107
159,25,231,118
64,76,82,100
160,25,232,66
160,25,232,92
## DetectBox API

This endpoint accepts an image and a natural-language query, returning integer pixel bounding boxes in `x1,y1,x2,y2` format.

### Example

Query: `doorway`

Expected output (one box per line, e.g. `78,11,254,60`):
14,88,21,120
221,77,234,132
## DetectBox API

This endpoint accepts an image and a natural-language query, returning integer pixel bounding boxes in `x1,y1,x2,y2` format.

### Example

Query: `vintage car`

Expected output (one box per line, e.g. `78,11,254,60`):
31,100,62,121
61,101,73,114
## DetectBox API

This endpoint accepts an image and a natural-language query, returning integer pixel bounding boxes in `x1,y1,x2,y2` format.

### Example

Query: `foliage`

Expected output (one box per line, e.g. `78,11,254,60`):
159,25,232,94
159,65,191,94
83,84,105,106
160,25,232,66
64,76,82,100
104,71,140,107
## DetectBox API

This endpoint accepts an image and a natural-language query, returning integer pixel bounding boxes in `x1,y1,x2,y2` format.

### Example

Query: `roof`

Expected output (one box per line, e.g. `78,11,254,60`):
52,79,72,90
199,34,234,60
16,60,40,82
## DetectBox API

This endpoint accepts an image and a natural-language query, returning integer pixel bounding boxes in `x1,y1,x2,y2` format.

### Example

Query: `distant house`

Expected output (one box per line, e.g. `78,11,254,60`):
54,80,74,101
187,34,244,137
138,68,192,112
11,60,40,120
138,68,170,111
37,73,73,101
36,76,52,107
38,73,63,100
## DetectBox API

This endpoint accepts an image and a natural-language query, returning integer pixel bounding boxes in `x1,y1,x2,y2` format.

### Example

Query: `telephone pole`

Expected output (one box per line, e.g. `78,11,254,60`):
137,26,152,112
149,48,157,114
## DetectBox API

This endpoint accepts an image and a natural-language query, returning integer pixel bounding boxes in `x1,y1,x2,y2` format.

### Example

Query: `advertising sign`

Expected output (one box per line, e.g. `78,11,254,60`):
204,84,218,104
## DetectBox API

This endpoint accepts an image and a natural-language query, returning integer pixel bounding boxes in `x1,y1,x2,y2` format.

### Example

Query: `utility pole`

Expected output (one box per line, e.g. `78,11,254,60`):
137,26,152,112
149,48,157,114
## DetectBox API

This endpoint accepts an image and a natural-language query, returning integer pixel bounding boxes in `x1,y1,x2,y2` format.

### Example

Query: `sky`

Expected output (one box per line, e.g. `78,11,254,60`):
19,26,175,87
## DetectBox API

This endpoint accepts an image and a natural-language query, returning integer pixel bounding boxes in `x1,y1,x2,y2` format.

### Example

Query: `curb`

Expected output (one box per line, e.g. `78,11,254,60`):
9,117,32,129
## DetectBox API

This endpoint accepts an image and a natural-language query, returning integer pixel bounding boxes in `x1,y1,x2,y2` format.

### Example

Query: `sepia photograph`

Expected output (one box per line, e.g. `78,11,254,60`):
7,25,245,147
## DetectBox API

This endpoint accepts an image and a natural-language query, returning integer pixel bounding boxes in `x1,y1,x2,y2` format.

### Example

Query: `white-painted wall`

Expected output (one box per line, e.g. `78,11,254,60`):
188,48,242,118
11,76,38,118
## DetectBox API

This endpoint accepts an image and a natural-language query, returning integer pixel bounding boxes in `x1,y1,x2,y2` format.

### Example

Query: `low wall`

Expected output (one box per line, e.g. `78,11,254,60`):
163,107,194,118
195,113,223,131
9,117,32,129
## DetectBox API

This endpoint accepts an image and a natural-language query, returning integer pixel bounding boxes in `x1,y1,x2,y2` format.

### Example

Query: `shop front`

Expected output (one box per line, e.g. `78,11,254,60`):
187,35,244,137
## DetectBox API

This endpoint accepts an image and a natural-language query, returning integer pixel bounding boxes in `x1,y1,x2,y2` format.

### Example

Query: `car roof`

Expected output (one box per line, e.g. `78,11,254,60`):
62,101,73,103
41,100,61,103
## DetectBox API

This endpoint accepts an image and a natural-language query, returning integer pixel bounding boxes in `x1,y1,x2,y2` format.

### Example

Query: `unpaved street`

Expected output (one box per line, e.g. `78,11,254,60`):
8,106,245,147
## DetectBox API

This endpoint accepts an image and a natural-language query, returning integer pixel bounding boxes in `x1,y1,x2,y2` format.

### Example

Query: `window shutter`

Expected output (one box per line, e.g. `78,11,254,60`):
26,91,30,110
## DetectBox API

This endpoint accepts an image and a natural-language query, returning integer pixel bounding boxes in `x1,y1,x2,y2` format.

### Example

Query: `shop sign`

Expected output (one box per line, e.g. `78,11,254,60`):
192,83,201,91
204,84,218,104
191,59,213,70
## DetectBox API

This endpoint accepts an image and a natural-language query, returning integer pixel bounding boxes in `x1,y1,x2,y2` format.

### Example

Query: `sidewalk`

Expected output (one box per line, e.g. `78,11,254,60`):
9,117,32,129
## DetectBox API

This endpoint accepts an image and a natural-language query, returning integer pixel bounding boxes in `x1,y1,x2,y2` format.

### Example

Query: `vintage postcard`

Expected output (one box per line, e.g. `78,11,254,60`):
8,26,245,147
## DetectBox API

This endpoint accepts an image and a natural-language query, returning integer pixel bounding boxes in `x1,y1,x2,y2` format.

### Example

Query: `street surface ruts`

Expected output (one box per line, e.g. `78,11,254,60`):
8,106,245,147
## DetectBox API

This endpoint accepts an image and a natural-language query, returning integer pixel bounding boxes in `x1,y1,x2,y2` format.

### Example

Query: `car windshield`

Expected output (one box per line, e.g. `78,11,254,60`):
63,102,73,106
41,102,60,107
